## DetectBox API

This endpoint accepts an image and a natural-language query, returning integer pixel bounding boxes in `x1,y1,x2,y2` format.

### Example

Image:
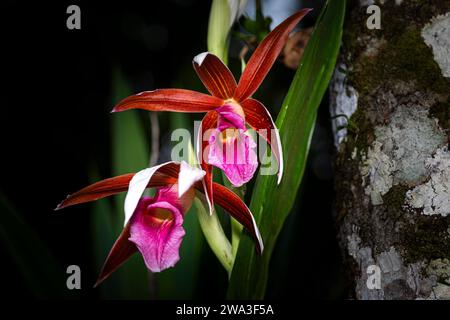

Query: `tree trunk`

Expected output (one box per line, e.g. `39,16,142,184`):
330,0,450,300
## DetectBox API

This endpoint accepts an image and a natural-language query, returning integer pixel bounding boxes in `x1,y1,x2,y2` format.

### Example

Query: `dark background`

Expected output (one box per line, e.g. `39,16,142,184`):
1,0,344,299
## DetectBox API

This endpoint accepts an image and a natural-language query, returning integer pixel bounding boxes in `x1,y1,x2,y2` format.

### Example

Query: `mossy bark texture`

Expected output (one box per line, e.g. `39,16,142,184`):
331,0,450,300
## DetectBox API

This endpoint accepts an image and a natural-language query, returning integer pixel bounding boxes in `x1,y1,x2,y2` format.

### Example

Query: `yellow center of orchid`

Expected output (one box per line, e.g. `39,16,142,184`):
223,99,245,119
148,207,173,224
220,128,240,143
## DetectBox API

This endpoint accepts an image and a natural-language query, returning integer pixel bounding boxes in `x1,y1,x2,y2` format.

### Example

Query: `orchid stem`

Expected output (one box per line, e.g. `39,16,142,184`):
231,216,243,258
188,142,234,276
194,198,233,276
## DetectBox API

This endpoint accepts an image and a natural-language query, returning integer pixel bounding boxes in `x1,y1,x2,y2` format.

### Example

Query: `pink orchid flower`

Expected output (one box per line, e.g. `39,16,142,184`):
56,161,263,286
112,9,311,213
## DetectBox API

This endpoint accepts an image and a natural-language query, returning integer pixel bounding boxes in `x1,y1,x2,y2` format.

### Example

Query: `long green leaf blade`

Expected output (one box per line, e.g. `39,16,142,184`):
227,0,346,299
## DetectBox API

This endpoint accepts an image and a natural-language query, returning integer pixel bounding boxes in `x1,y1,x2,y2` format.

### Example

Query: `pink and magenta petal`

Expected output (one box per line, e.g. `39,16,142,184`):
208,127,258,187
197,111,219,214
128,196,186,272
216,104,246,131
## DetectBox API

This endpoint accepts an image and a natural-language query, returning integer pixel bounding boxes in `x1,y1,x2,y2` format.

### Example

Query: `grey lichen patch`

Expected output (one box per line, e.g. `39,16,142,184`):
427,258,450,284
425,258,450,299
330,64,358,148
406,147,450,217
360,104,446,205
378,247,402,273
429,284,450,299
422,13,450,78
375,104,446,184
347,235,427,299
336,0,450,300
360,142,394,205
347,228,450,299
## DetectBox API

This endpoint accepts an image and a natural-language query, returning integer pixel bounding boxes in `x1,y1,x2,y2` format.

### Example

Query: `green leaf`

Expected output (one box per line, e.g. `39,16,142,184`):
0,193,72,298
207,0,231,64
227,0,346,299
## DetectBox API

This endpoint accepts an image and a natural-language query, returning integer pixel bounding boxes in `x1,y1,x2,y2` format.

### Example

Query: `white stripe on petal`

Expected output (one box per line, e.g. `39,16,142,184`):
247,204,264,253
275,127,284,185
202,178,214,216
193,52,209,66
178,161,206,198
124,162,173,226
262,105,284,185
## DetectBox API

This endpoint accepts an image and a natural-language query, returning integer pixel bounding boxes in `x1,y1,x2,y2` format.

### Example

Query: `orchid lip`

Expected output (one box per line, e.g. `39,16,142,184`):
129,196,185,273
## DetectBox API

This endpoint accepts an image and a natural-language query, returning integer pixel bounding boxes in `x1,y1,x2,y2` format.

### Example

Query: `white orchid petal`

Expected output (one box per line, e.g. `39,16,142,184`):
178,161,206,198
193,52,209,66
123,162,173,226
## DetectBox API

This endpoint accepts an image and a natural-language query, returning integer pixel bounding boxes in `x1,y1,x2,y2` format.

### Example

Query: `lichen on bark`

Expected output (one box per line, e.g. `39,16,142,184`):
332,0,450,299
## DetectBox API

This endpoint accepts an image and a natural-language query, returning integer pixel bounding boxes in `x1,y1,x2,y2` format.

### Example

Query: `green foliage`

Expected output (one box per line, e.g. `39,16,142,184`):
227,0,346,299
236,0,272,44
207,0,232,65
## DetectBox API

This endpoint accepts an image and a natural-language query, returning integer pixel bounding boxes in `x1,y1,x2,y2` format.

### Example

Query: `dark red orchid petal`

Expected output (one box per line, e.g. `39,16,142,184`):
94,223,137,287
241,98,283,184
234,9,312,101
197,111,218,213
112,89,224,113
193,52,237,99
56,165,180,210
212,182,263,254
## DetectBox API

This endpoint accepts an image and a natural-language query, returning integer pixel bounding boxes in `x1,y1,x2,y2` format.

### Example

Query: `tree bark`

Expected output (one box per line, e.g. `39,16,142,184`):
331,0,450,300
